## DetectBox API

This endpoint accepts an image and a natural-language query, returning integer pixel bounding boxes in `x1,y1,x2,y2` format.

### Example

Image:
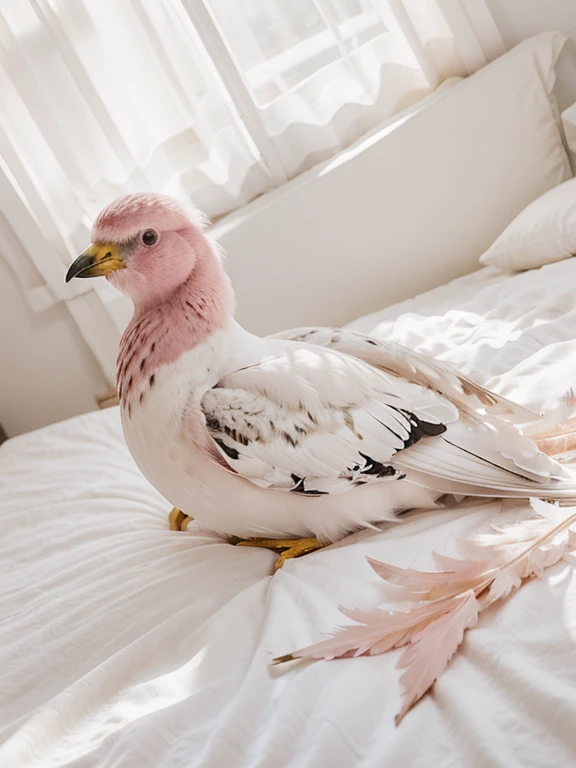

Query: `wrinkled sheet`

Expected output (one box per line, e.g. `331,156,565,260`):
2,260,576,767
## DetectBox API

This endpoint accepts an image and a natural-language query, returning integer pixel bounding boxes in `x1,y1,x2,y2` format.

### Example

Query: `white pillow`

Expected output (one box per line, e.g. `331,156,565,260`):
480,176,576,270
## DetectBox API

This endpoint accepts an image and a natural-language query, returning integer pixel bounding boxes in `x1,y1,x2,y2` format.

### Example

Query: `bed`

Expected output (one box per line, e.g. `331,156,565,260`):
3,257,576,767
3,31,576,768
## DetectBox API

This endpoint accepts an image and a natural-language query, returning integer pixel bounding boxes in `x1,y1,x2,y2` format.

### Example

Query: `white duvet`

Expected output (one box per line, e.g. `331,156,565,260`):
2,260,576,767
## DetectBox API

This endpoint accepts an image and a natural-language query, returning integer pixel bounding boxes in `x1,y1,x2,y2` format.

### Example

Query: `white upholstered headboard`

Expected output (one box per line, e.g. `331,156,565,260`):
213,32,576,336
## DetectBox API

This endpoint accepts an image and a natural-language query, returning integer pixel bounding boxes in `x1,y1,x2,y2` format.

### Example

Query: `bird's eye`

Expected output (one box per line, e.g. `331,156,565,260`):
141,229,158,247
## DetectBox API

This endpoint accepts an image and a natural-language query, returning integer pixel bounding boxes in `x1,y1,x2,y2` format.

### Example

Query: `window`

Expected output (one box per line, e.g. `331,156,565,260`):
206,0,387,107
0,0,504,382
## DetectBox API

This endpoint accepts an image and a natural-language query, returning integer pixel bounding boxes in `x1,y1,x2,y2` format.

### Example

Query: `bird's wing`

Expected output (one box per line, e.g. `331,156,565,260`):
271,327,540,425
201,341,573,498
201,343,457,495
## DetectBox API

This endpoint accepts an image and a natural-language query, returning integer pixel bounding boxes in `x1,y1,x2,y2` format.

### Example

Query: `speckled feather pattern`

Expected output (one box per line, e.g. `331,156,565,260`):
116,255,232,416
113,216,233,416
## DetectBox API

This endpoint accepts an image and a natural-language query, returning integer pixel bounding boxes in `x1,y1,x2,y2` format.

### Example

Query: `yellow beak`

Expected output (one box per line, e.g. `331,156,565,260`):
65,243,125,282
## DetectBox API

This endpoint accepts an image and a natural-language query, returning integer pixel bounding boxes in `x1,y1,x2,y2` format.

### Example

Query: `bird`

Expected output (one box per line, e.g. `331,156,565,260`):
65,193,576,570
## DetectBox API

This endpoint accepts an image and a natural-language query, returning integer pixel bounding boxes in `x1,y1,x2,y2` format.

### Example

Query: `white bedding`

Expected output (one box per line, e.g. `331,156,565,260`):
2,260,576,767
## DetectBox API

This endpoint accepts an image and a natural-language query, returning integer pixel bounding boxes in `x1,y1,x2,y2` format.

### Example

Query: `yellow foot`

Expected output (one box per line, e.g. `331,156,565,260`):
168,507,194,531
234,537,325,572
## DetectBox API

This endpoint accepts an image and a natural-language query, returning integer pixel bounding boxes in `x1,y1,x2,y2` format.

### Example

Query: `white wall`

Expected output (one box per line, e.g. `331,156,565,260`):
0,255,108,437
487,0,576,47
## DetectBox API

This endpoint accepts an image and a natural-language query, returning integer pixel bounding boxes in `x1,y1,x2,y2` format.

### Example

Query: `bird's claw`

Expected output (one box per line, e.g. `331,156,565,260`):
168,513,325,571
233,536,325,571
168,507,194,531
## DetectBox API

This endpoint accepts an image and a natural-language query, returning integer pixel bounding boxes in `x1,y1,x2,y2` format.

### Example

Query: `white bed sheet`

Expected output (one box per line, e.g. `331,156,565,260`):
2,260,576,767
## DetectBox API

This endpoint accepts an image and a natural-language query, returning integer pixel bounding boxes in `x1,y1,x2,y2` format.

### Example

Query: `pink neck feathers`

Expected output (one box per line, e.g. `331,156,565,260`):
116,234,233,414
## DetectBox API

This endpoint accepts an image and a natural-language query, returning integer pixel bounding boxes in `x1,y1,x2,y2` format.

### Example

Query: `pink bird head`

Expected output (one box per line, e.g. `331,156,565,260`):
66,192,216,310
66,192,234,409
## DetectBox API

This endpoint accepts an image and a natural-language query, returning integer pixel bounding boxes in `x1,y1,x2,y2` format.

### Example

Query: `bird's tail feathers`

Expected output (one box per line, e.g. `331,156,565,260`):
525,389,576,462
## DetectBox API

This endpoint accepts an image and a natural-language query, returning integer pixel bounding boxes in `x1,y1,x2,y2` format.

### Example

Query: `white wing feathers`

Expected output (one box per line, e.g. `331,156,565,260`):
201,334,575,500
202,344,456,495
271,327,539,425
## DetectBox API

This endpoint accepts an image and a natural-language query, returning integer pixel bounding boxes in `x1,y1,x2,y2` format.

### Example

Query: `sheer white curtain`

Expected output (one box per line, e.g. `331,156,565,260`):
200,0,440,178
0,0,274,380
0,0,505,384
192,0,506,177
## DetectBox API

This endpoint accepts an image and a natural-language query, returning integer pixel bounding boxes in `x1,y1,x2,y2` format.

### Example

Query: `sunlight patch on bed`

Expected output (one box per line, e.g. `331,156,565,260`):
0,648,208,768
106,648,208,722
